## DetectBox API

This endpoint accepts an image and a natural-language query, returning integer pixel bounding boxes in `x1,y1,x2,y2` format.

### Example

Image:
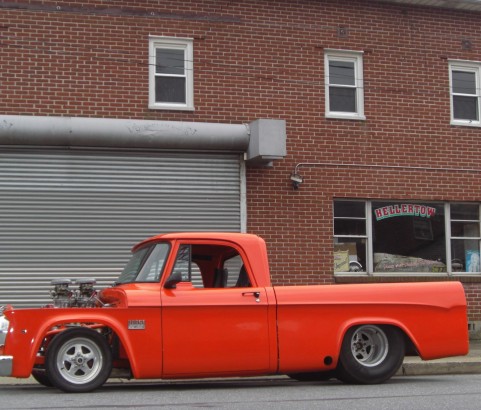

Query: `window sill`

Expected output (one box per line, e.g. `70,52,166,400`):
326,113,366,121
335,274,481,284
451,120,481,127
149,104,195,111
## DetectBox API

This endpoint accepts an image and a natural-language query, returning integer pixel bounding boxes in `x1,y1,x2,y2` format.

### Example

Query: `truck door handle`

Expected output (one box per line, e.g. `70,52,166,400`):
242,291,261,303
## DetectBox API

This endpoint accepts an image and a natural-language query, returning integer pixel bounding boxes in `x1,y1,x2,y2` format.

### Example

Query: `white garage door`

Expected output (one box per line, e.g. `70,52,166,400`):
0,148,243,307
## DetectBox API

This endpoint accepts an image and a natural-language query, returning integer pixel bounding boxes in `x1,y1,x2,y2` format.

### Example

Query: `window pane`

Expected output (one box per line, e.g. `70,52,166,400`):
329,87,356,112
334,201,365,218
334,238,366,273
117,245,152,284
453,71,476,94
451,204,479,220
451,222,480,238
137,243,170,282
224,255,245,287
453,96,478,120
372,202,445,272
334,219,366,236
173,245,191,281
451,239,480,273
329,61,355,85
155,77,186,103
156,49,185,75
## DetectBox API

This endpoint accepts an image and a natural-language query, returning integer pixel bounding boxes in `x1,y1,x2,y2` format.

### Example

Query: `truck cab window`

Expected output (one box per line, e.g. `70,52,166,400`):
223,255,251,287
168,244,252,288
172,245,203,287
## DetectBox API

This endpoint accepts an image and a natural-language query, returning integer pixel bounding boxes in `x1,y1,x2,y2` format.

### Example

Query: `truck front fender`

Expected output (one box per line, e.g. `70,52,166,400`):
5,307,161,378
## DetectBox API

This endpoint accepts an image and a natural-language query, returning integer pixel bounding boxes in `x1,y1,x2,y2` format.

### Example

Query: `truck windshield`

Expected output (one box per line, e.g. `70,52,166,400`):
116,243,170,284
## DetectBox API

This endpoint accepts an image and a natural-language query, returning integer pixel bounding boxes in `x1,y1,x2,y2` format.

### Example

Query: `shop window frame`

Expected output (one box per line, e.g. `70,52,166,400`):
334,200,481,277
333,200,369,273
448,203,481,274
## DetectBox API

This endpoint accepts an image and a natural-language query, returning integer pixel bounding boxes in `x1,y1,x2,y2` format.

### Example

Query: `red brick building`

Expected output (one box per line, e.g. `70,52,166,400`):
1,0,481,328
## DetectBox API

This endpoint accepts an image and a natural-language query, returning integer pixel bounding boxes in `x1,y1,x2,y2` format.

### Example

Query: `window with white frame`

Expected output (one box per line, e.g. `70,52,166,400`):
450,203,481,273
325,50,365,120
333,201,367,273
149,37,193,110
334,199,481,275
449,61,481,125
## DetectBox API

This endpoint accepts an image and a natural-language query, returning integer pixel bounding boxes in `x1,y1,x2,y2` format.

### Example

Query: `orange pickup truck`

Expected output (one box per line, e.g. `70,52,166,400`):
0,232,469,392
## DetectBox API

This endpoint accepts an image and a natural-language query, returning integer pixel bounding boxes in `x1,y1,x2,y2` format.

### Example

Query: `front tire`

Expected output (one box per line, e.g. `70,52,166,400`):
337,325,404,384
45,328,112,393
31,368,53,387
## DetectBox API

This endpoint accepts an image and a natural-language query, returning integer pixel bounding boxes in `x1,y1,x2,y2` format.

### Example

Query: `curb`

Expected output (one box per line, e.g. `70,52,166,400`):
399,360,481,376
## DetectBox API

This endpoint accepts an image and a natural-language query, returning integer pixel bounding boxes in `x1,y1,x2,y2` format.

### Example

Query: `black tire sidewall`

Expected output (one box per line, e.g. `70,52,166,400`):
337,325,405,384
288,371,335,382
31,368,53,387
45,327,112,393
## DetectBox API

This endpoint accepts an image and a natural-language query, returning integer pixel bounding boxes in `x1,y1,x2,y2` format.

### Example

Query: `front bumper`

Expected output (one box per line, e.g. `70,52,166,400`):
0,356,13,377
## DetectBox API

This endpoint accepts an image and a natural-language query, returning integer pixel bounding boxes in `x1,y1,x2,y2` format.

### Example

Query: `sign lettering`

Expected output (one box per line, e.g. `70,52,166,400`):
374,204,436,221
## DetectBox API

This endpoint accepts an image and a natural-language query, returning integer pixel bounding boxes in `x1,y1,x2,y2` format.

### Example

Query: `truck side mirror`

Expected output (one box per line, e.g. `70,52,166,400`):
164,271,183,289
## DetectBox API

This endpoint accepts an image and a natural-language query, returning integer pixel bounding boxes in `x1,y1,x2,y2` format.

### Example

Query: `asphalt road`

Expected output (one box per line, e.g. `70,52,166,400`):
1,375,481,410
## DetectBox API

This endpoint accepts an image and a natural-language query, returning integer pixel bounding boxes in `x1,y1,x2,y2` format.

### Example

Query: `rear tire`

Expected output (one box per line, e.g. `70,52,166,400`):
288,371,335,382
45,328,112,393
336,325,404,384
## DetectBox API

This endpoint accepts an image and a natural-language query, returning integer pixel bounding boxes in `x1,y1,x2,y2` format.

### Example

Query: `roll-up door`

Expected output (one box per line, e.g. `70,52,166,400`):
0,148,243,307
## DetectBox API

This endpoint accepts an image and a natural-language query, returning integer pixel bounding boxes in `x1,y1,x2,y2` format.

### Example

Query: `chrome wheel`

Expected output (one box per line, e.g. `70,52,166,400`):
350,325,389,367
56,337,104,384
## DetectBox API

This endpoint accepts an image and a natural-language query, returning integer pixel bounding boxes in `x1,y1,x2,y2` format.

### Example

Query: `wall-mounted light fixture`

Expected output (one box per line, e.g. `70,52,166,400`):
290,172,303,189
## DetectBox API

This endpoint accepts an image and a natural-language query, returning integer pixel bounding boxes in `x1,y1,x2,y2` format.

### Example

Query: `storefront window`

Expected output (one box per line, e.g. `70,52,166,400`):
451,204,481,273
333,200,481,275
372,202,445,273
333,200,367,273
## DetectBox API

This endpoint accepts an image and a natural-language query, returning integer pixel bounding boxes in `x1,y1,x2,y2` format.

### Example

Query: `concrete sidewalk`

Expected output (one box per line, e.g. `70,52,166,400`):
1,340,481,386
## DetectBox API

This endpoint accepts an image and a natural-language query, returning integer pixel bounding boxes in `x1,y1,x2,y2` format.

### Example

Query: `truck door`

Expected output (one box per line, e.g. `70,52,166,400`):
160,242,273,377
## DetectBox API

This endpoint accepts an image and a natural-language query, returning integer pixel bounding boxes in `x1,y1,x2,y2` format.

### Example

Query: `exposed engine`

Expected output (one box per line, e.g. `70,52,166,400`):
49,279,99,308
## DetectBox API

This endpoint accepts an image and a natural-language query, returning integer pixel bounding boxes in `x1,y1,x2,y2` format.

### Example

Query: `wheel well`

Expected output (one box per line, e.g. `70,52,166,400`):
378,324,418,356
401,331,419,356
38,323,131,367
343,323,417,355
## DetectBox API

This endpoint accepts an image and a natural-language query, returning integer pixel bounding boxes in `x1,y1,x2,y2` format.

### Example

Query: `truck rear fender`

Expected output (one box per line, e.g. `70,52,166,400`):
335,314,468,361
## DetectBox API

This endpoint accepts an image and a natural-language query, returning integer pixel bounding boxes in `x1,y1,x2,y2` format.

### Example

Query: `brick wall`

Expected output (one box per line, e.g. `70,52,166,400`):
2,0,481,318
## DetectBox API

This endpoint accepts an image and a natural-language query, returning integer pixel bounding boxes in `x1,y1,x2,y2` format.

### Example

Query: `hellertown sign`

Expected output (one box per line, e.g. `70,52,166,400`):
374,204,437,221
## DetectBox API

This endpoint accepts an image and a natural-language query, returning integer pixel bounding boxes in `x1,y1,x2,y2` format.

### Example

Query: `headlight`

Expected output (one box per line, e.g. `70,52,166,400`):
0,315,9,345
0,316,8,332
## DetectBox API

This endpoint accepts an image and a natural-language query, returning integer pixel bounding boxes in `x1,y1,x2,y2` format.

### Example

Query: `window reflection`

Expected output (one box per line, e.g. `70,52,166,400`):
333,200,481,275
372,202,445,273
